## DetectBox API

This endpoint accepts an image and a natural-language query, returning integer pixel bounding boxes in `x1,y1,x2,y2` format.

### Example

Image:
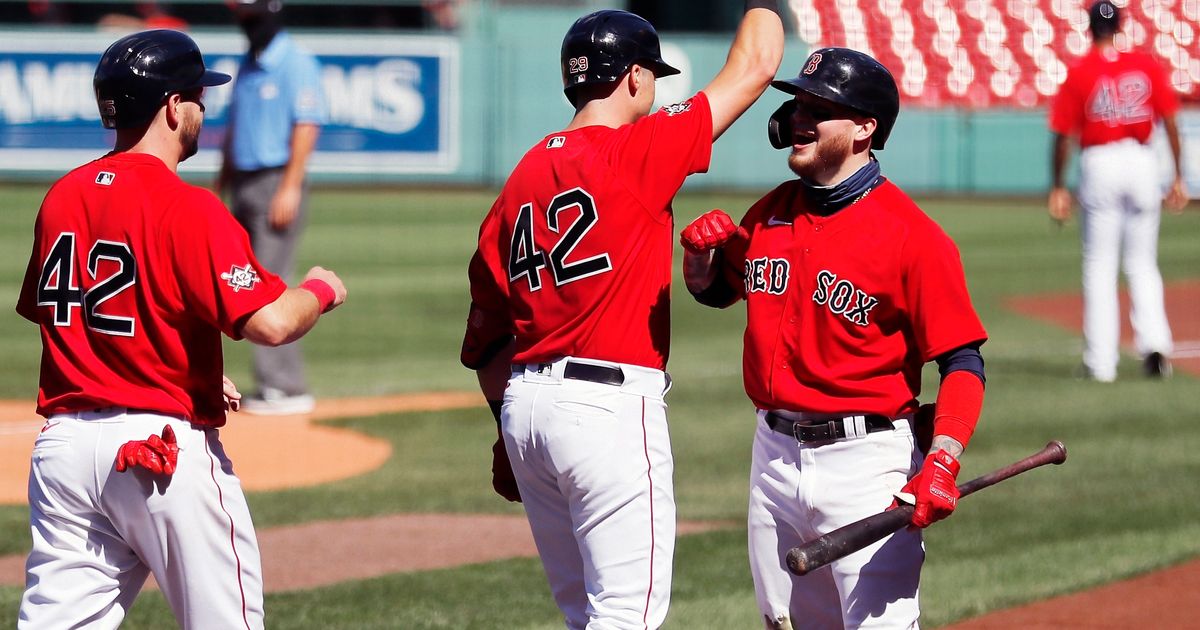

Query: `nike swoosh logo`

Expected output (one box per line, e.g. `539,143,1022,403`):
767,216,792,226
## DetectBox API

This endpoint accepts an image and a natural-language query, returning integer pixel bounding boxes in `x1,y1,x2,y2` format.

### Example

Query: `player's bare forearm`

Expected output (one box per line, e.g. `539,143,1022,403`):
703,1,785,139
1050,133,1070,189
239,288,321,345
929,435,964,458
1164,115,1184,179
1048,134,1074,222
239,266,346,346
683,249,720,294
476,337,517,401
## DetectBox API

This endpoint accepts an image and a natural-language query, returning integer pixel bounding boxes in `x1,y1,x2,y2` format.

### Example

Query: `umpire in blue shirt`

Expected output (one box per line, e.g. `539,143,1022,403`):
219,0,327,415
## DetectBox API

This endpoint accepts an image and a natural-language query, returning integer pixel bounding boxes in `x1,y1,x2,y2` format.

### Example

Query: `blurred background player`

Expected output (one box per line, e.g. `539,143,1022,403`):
16,29,345,629
679,48,988,629
461,3,784,627
1048,0,1186,382
218,0,327,413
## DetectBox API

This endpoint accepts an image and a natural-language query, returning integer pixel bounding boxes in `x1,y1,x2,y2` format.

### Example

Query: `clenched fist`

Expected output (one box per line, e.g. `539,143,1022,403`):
680,210,748,252
115,425,180,476
895,450,960,528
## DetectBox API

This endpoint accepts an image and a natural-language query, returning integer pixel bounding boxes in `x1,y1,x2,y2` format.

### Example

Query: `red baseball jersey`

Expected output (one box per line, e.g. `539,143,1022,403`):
1049,46,1179,147
16,152,286,426
463,93,714,371
721,179,987,415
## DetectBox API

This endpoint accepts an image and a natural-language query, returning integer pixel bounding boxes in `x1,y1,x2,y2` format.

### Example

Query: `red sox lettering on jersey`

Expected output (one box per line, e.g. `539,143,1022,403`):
744,256,788,295
744,262,881,325
811,269,880,327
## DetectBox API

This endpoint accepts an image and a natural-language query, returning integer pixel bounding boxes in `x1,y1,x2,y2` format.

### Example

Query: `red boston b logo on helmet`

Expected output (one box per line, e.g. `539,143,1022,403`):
803,53,823,75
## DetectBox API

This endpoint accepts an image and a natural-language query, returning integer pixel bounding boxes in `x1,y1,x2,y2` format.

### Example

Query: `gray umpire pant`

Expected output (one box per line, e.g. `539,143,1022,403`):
231,167,310,397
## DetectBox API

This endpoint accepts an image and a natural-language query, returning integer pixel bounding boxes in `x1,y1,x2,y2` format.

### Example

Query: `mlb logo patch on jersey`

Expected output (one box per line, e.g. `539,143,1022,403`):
95,172,116,186
660,101,692,116
547,136,566,149
221,264,261,293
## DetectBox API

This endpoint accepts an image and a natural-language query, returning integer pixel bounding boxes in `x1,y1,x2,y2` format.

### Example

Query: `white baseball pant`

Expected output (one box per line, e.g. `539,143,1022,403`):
20,408,264,630
502,357,675,630
1077,138,1174,381
747,410,924,629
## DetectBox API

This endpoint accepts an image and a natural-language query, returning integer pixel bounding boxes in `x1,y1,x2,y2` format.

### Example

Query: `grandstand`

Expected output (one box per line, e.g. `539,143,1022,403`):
786,0,1200,107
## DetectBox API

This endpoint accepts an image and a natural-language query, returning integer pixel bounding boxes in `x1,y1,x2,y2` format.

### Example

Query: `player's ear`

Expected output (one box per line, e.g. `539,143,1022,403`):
854,116,878,144
164,92,184,129
627,63,646,97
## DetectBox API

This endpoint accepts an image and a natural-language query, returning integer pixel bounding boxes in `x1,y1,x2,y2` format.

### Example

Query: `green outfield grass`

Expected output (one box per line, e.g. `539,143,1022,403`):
0,184,1197,628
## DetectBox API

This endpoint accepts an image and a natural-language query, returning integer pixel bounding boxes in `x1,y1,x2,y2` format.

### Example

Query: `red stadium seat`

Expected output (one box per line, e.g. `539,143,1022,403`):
786,0,1200,106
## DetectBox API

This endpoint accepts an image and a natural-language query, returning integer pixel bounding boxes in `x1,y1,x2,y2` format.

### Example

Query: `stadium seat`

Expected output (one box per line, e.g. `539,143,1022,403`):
786,0,1200,107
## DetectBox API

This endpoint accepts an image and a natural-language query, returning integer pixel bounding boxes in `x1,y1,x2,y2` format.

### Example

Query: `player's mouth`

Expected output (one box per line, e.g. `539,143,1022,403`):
792,132,816,148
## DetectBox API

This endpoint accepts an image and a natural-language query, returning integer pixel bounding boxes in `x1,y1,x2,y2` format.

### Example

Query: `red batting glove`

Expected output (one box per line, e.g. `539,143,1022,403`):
491,437,521,503
895,450,960,528
680,210,748,252
114,425,179,476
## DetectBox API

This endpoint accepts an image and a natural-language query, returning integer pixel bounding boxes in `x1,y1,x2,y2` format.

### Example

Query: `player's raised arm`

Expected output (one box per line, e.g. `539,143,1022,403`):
702,1,785,140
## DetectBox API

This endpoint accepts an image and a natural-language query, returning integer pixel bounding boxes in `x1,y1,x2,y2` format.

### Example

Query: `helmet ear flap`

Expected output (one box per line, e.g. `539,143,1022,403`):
768,101,796,150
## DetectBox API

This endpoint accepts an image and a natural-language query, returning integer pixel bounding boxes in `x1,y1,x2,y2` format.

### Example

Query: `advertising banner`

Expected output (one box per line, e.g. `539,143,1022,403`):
0,30,460,175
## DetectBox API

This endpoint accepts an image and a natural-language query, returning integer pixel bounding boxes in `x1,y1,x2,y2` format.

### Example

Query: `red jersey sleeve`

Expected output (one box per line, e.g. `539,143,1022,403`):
461,203,515,369
613,92,714,215
1048,69,1082,136
164,189,286,339
902,224,987,361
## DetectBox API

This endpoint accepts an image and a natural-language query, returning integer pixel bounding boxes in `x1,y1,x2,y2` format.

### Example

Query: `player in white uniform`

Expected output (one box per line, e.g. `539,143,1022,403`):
1048,0,1187,381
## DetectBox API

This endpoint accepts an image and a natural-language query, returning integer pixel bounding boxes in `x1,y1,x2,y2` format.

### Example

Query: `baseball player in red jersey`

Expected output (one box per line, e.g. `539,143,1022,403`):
462,4,783,627
680,48,987,629
15,30,346,629
1048,0,1185,382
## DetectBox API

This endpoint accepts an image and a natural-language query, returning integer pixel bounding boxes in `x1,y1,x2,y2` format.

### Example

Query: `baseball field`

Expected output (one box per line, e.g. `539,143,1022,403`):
0,183,1196,628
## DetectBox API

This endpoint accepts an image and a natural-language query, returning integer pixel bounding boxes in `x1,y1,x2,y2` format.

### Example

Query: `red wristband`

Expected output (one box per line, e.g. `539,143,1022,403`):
300,278,336,313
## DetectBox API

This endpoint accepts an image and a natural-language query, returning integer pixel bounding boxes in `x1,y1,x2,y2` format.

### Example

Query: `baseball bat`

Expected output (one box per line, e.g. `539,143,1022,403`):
784,440,1067,576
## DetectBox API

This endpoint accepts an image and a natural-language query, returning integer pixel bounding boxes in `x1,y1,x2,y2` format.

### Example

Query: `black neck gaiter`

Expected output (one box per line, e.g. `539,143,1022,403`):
800,158,883,215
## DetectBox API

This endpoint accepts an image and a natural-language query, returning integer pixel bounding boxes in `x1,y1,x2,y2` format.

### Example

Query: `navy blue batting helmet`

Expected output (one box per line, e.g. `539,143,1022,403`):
94,29,231,130
560,10,679,102
768,47,900,150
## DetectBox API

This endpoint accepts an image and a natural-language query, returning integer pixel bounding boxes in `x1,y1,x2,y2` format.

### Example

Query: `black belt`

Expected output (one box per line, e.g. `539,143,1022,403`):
765,411,897,443
529,361,625,386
